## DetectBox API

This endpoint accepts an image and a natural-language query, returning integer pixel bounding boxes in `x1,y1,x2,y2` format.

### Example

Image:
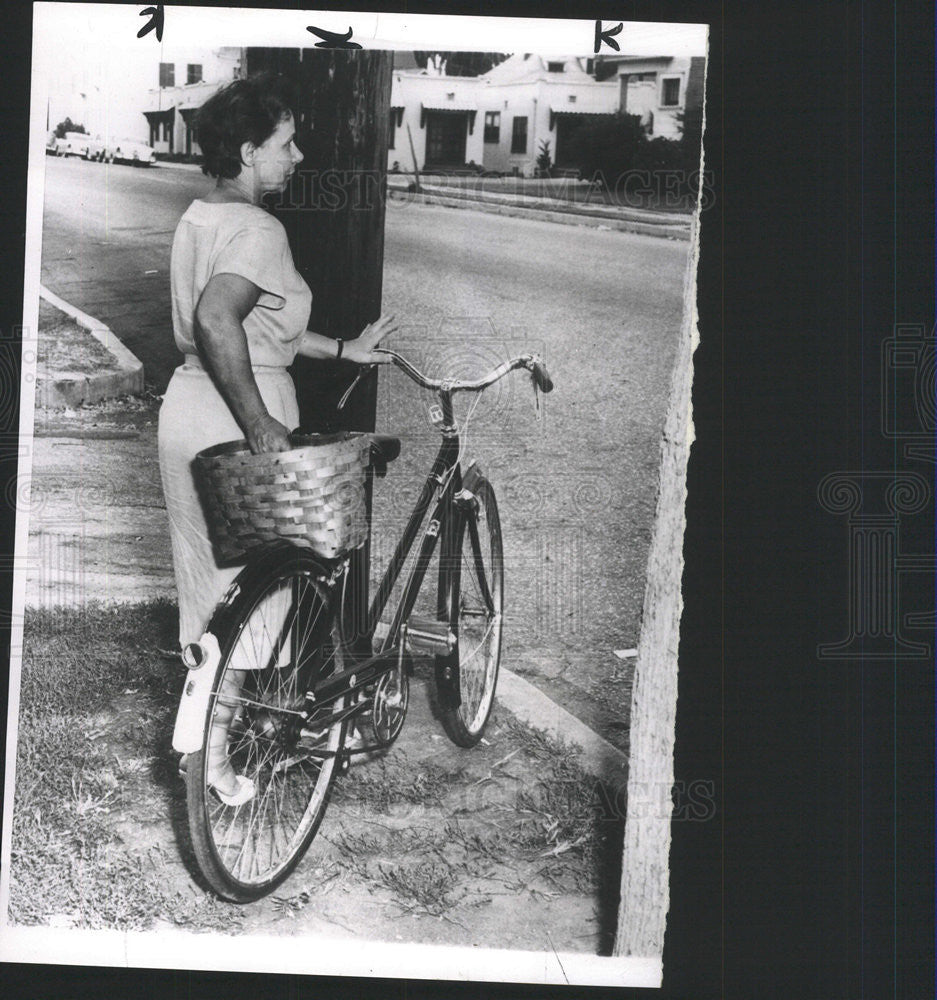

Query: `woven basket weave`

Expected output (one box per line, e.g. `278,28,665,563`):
196,432,371,562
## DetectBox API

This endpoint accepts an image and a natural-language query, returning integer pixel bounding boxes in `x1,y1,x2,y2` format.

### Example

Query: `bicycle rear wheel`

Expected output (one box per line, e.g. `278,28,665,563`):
437,476,504,747
185,546,347,902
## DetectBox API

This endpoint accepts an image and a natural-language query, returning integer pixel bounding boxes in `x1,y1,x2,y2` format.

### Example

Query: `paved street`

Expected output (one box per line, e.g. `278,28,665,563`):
36,153,692,748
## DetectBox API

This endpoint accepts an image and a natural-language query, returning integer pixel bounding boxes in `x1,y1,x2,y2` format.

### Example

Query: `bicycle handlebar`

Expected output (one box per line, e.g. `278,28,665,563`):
372,348,554,395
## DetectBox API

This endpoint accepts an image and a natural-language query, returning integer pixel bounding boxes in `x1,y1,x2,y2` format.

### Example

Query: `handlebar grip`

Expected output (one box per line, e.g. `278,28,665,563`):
529,360,554,394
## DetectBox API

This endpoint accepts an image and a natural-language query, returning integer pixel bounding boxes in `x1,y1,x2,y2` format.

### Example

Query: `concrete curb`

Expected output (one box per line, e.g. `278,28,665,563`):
38,285,145,408
497,666,629,791
388,187,689,239
389,178,692,229
154,160,203,172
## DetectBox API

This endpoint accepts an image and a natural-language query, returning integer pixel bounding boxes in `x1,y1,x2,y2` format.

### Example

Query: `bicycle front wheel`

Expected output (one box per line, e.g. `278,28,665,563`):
437,476,504,747
185,546,347,902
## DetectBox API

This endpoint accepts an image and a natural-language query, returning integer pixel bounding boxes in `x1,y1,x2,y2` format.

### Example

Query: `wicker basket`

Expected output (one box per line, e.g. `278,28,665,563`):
196,432,371,562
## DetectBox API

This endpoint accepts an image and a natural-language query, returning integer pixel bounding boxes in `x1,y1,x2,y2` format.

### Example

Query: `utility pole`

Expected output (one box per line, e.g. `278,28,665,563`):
246,46,393,648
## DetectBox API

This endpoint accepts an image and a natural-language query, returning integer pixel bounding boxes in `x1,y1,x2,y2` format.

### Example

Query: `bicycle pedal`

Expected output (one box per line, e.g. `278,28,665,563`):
405,615,455,654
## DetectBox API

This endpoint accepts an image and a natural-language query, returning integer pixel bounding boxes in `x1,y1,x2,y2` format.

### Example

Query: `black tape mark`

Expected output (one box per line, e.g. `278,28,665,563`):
306,25,362,50
594,20,623,54
138,4,165,43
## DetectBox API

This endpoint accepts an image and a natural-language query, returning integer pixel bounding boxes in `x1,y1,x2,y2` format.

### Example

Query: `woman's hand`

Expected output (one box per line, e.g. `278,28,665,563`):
244,412,292,455
342,314,398,365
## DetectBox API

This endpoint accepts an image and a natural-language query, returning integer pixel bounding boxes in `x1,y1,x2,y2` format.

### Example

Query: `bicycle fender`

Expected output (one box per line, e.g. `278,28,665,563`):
461,461,484,496
434,650,461,709
208,544,335,631
174,545,337,754
172,631,222,754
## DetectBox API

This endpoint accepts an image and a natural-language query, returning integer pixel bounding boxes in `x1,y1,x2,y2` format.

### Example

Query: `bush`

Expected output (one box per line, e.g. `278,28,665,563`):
634,137,684,173
569,112,646,188
566,111,704,209
535,140,554,178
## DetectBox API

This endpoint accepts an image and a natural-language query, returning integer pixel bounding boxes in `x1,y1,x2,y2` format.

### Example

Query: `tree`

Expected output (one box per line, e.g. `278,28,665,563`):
53,117,86,138
413,51,509,77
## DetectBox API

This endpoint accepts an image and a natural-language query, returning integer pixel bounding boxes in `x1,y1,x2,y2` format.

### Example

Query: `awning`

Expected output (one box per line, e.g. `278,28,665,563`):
143,107,175,123
548,103,617,129
421,100,477,112
420,103,478,134
548,101,616,115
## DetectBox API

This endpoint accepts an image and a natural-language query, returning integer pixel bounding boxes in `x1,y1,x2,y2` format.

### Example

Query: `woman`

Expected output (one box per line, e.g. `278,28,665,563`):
158,73,394,802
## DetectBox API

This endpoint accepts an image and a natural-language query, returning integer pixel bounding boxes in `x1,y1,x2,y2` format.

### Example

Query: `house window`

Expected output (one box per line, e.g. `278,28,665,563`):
388,109,396,149
547,61,564,73
511,116,527,154
187,64,202,85
484,111,500,144
661,76,682,107
162,121,171,142
159,62,174,88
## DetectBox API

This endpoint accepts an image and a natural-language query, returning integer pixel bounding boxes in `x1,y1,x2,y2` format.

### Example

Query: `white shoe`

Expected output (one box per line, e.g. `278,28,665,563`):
210,773,255,807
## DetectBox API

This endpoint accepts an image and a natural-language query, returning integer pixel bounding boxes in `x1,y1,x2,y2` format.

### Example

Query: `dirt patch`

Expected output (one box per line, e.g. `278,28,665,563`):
37,298,122,376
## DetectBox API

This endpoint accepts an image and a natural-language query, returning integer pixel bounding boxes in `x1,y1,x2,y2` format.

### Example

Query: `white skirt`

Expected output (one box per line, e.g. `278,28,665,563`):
157,360,300,647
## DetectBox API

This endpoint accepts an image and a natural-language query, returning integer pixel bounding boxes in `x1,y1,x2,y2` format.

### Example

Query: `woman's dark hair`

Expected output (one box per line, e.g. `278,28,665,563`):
195,72,296,179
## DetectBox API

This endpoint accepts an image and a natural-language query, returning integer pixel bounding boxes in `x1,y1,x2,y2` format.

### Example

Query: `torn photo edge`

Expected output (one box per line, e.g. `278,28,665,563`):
1,3,709,988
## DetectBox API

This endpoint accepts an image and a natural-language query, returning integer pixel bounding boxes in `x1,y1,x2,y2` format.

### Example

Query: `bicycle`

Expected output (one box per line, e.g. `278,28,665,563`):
172,347,554,902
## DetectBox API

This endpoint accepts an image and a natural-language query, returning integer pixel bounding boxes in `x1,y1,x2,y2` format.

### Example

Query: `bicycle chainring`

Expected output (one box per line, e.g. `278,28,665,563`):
369,664,409,748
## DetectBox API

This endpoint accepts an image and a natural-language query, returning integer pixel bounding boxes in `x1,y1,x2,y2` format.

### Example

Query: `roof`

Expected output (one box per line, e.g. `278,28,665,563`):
480,53,593,85
548,101,616,116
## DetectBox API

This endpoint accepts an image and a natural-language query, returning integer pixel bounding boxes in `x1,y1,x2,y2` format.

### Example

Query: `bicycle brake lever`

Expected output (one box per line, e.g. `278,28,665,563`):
337,366,374,412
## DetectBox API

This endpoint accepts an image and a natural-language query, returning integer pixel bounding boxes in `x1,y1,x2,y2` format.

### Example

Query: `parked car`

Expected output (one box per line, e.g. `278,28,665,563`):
104,138,157,166
51,131,91,158
83,135,108,161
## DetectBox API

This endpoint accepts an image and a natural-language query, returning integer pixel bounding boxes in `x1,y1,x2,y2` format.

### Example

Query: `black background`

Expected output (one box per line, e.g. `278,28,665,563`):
1,1,933,998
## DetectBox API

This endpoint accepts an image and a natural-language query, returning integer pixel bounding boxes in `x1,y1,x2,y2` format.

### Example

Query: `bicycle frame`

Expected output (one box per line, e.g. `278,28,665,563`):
366,414,461,653
306,390,469,722
228,349,549,740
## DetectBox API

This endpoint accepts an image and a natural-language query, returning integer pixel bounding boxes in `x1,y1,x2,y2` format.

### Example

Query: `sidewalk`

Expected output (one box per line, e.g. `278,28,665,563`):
386,176,693,239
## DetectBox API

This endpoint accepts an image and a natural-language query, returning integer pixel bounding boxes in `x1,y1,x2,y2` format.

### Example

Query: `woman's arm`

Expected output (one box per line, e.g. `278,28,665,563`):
297,315,398,364
194,272,292,454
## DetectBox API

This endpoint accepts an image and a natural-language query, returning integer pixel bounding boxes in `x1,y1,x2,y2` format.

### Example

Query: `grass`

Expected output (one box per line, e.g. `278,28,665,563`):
38,299,120,375
18,600,179,715
10,600,619,943
327,713,619,919
7,599,226,930
331,756,458,812
394,173,698,214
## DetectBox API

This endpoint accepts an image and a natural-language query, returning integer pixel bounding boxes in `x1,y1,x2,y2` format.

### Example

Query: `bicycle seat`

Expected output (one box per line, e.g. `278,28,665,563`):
369,434,401,478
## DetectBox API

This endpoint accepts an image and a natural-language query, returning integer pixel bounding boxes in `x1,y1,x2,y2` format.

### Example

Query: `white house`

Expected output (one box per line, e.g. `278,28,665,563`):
142,48,242,156
389,54,620,176
596,54,707,139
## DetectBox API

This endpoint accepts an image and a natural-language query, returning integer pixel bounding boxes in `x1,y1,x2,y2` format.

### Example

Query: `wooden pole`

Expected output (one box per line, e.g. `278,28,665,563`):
246,46,393,648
